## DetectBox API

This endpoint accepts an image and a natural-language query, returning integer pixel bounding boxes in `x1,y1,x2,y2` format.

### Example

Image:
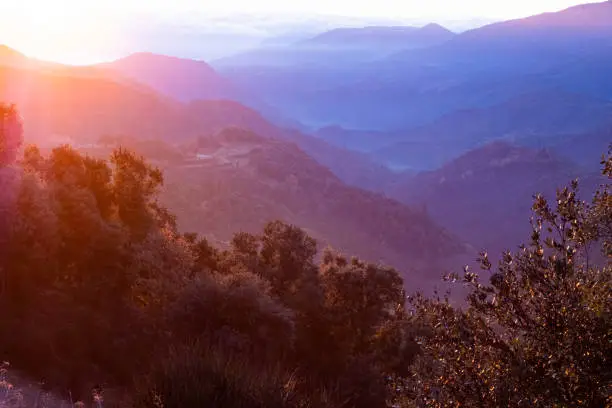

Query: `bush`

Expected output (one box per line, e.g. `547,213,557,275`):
133,342,334,408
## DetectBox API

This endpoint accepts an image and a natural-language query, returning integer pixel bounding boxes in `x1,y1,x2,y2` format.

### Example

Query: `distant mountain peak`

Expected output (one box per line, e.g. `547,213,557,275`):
526,0,612,27
121,52,205,63
0,44,28,64
420,23,454,35
100,52,240,103
112,52,216,72
466,0,612,34
0,44,23,57
301,23,455,48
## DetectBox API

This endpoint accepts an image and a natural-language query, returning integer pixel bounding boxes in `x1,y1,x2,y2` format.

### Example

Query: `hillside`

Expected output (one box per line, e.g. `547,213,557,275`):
0,57,461,283
390,1,612,66
373,89,612,170
284,129,403,191
462,1,612,33
0,45,73,71
103,52,303,128
75,127,464,284
545,126,612,169
385,142,603,251
0,65,192,143
0,61,289,144
1,55,401,189
101,52,239,102
0,45,34,68
157,128,465,285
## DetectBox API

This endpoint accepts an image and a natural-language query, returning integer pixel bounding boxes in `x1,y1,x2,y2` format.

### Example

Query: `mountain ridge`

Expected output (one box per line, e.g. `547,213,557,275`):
373,89,612,170
100,52,237,102
300,23,454,48
385,141,603,252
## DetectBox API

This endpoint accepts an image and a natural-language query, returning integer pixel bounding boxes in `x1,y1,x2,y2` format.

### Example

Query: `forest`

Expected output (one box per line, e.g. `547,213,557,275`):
1,103,610,407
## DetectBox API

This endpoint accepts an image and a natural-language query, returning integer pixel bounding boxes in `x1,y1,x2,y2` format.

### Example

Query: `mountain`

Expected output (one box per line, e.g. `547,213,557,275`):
158,128,466,285
373,89,612,170
216,2,612,130
283,129,404,192
74,127,467,286
100,52,302,129
214,23,454,70
101,53,238,102
0,45,31,68
0,57,294,144
0,64,185,144
1,53,466,284
385,141,603,252
0,55,402,192
517,125,612,170
301,23,455,49
462,1,612,33
390,2,612,67
0,45,67,71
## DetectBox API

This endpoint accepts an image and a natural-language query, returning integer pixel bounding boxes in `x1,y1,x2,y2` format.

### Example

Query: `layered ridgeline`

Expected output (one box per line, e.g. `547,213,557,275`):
300,24,455,50
0,63,261,143
0,50,395,191
97,52,299,128
214,1,612,130
214,23,455,68
0,51,465,287
372,90,612,170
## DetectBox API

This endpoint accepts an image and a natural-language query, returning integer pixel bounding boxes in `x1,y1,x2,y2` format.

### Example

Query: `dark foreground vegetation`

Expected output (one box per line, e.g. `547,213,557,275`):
1,104,610,407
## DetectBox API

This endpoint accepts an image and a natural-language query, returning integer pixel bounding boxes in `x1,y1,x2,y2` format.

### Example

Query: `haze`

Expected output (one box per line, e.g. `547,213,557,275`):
0,0,602,63
1,0,611,405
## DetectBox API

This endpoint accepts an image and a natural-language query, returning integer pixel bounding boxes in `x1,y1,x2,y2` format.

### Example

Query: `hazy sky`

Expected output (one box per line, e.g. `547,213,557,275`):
0,0,601,63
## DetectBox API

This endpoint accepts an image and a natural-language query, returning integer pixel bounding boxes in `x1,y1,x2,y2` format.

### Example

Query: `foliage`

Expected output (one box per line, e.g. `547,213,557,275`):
0,104,22,167
391,149,612,407
0,112,409,406
0,141,188,394
1,107,609,407
132,342,330,408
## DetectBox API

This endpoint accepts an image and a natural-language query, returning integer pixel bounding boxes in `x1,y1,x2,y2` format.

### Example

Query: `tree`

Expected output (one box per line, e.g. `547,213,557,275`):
166,271,295,359
395,151,612,407
110,147,170,236
0,138,194,394
0,104,22,167
320,250,405,358
316,250,407,408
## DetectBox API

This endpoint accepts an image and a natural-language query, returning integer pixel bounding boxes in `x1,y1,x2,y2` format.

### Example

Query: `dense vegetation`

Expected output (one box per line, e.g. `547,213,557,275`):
1,104,610,407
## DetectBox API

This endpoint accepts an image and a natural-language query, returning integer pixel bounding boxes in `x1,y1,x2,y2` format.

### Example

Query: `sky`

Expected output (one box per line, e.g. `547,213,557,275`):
0,0,601,64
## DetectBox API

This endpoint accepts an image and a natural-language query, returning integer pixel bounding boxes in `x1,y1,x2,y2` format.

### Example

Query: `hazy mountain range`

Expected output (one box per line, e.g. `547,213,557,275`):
214,1,612,130
1,0,611,283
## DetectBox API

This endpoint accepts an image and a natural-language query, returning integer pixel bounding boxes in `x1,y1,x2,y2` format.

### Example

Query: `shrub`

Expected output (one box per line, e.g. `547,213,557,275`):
133,342,334,408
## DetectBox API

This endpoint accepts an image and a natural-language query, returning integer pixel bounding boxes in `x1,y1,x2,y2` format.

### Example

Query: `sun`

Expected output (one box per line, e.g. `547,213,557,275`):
0,3,125,65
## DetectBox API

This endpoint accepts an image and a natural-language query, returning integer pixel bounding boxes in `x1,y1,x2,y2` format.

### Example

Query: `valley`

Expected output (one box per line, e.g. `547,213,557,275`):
2,3,611,273
0,3,610,405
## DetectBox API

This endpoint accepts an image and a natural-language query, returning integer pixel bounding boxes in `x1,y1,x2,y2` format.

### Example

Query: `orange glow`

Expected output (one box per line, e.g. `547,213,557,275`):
0,4,126,64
